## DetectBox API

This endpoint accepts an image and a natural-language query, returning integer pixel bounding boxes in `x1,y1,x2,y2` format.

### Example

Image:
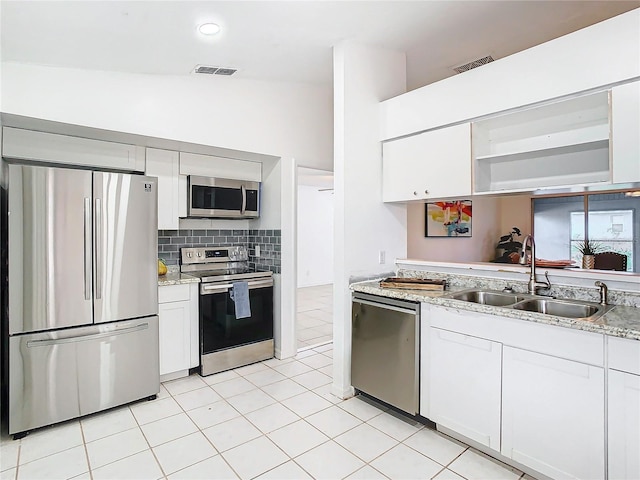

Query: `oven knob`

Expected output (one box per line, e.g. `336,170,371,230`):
186,252,192,258
197,252,202,257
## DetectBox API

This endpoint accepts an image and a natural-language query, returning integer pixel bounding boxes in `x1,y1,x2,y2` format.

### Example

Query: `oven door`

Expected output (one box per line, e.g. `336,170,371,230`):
199,278,274,355
188,176,260,218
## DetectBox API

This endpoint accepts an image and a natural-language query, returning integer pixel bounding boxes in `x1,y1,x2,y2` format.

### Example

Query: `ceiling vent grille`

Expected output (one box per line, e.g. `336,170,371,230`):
453,55,494,74
193,65,237,76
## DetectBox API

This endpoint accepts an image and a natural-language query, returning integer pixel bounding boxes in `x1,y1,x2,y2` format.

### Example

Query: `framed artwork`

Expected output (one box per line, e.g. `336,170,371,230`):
425,200,472,237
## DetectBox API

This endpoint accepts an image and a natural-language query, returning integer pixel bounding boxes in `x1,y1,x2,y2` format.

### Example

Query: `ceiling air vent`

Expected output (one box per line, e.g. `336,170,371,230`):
453,55,494,74
193,65,237,76
214,68,237,76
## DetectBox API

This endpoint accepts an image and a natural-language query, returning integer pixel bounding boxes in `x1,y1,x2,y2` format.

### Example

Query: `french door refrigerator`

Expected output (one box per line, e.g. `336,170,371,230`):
6,164,159,436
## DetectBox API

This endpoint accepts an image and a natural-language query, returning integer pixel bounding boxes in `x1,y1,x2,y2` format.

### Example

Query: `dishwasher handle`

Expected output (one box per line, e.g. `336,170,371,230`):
352,298,418,316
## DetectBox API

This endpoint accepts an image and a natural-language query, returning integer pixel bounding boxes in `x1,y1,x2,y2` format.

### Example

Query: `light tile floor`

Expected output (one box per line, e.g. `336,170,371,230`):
0,346,532,480
297,284,333,350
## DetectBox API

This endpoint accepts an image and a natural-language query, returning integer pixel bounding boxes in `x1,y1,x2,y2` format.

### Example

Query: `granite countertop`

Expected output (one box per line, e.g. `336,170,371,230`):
351,280,640,341
158,271,200,286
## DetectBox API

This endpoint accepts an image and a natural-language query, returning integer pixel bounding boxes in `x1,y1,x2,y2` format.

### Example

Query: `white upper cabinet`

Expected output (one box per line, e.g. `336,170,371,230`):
473,91,610,194
179,152,261,182
145,148,186,230
611,80,640,184
2,127,145,172
380,9,639,141
382,123,471,202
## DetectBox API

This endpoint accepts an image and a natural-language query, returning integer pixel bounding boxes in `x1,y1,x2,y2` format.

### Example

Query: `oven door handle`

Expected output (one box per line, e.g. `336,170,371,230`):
201,278,274,294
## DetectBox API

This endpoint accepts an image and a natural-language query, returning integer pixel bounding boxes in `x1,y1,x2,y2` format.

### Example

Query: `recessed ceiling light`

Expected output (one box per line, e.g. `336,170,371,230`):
198,23,220,36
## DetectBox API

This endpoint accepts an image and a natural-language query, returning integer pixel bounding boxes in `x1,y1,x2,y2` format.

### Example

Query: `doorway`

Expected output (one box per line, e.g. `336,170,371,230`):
296,167,334,350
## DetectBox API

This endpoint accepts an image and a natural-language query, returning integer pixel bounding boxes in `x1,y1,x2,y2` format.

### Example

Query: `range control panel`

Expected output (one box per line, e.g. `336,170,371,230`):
181,246,249,265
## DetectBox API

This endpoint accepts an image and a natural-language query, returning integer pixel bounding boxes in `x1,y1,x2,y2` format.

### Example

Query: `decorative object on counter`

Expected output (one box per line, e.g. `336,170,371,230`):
158,258,168,275
380,277,447,291
493,227,522,263
425,200,472,237
575,239,602,269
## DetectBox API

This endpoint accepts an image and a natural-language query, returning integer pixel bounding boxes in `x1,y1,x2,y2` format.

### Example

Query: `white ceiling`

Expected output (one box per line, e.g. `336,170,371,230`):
1,1,638,89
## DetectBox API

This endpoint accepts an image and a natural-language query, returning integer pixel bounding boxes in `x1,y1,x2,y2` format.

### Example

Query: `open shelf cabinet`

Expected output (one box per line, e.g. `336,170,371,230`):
473,91,611,193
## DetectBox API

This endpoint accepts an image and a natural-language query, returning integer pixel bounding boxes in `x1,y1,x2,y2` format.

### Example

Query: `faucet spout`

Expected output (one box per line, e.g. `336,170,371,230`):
519,234,551,295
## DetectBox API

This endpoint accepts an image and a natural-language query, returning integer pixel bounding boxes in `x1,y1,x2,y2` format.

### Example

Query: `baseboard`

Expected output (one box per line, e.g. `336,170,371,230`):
331,383,355,400
159,369,189,383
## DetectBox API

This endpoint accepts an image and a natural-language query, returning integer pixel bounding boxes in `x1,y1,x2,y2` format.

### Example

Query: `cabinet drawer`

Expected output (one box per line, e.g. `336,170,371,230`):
609,336,640,375
159,284,190,304
430,305,604,366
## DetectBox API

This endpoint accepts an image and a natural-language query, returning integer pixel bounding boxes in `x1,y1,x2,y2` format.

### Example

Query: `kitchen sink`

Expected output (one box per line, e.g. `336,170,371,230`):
448,290,526,307
445,289,612,321
511,298,603,319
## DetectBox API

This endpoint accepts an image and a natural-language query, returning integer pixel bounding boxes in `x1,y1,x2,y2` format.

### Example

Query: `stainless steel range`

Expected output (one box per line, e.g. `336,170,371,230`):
180,246,274,376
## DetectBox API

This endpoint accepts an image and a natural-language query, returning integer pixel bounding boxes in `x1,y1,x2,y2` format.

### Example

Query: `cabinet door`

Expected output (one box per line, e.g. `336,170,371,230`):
158,300,191,375
428,327,502,450
2,127,141,172
502,347,604,480
608,370,640,480
179,152,262,182
145,148,181,230
612,81,640,184
382,123,471,202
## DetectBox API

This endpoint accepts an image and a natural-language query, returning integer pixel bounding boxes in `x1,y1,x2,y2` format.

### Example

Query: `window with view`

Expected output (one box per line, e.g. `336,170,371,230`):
533,192,639,273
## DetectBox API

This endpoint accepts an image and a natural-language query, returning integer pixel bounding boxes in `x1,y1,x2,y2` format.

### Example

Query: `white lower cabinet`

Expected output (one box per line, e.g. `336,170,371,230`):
428,327,502,450
158,283,199,379
501,346,605,480
608,369,640,480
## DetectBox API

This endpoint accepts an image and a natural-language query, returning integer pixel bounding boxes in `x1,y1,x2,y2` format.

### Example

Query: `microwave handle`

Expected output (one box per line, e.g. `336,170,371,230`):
241,185,247,215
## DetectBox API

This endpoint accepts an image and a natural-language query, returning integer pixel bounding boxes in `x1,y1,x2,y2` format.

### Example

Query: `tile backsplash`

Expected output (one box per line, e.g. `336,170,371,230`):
158,229,281,273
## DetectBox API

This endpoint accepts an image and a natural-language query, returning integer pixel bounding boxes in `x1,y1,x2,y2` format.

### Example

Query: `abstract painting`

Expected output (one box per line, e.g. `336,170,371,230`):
425,200,472,237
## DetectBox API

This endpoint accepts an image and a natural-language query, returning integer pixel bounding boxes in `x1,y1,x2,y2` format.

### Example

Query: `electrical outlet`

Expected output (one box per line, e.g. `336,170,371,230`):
379,250,386,264
255,245,261,257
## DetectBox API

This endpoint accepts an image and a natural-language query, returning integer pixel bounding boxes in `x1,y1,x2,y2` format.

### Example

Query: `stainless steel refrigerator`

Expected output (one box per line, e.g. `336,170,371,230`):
6,164,159,436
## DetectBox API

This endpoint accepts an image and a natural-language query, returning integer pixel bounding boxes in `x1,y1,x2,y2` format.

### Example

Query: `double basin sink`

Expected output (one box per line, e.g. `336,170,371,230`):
444,289,613,321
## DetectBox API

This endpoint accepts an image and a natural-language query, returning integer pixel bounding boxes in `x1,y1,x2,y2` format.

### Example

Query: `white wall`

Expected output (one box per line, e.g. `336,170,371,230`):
297,185,334,287
1,62,333,171
407,197,501,262
333,41,407,398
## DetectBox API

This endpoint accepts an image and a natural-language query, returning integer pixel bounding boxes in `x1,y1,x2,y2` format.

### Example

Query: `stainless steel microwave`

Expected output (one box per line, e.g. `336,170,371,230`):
187,176,260,218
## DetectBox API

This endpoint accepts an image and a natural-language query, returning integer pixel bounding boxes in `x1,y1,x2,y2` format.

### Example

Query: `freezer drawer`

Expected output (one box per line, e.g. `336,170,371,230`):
9,316,159,435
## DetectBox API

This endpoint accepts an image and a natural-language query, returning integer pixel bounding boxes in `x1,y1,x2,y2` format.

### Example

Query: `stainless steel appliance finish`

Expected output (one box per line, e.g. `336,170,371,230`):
181,246,274,376
201,338,274,377
187,175,260,219
93,172,159,324
9,317,159,434
351,293,420,415
6,163,159,436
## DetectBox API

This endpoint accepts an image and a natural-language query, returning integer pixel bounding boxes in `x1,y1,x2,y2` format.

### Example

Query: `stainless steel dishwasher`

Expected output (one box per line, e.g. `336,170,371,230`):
351,292,420,415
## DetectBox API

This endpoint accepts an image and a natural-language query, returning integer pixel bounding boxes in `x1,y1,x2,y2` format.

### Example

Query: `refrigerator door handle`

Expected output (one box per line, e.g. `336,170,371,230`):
26,322,149,347
84,198,92,300
94,198,102,299
241,184,247,214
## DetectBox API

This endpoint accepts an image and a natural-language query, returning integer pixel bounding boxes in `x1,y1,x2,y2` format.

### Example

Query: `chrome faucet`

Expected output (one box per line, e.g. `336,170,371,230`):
595,281,608,305
519,234,551,295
